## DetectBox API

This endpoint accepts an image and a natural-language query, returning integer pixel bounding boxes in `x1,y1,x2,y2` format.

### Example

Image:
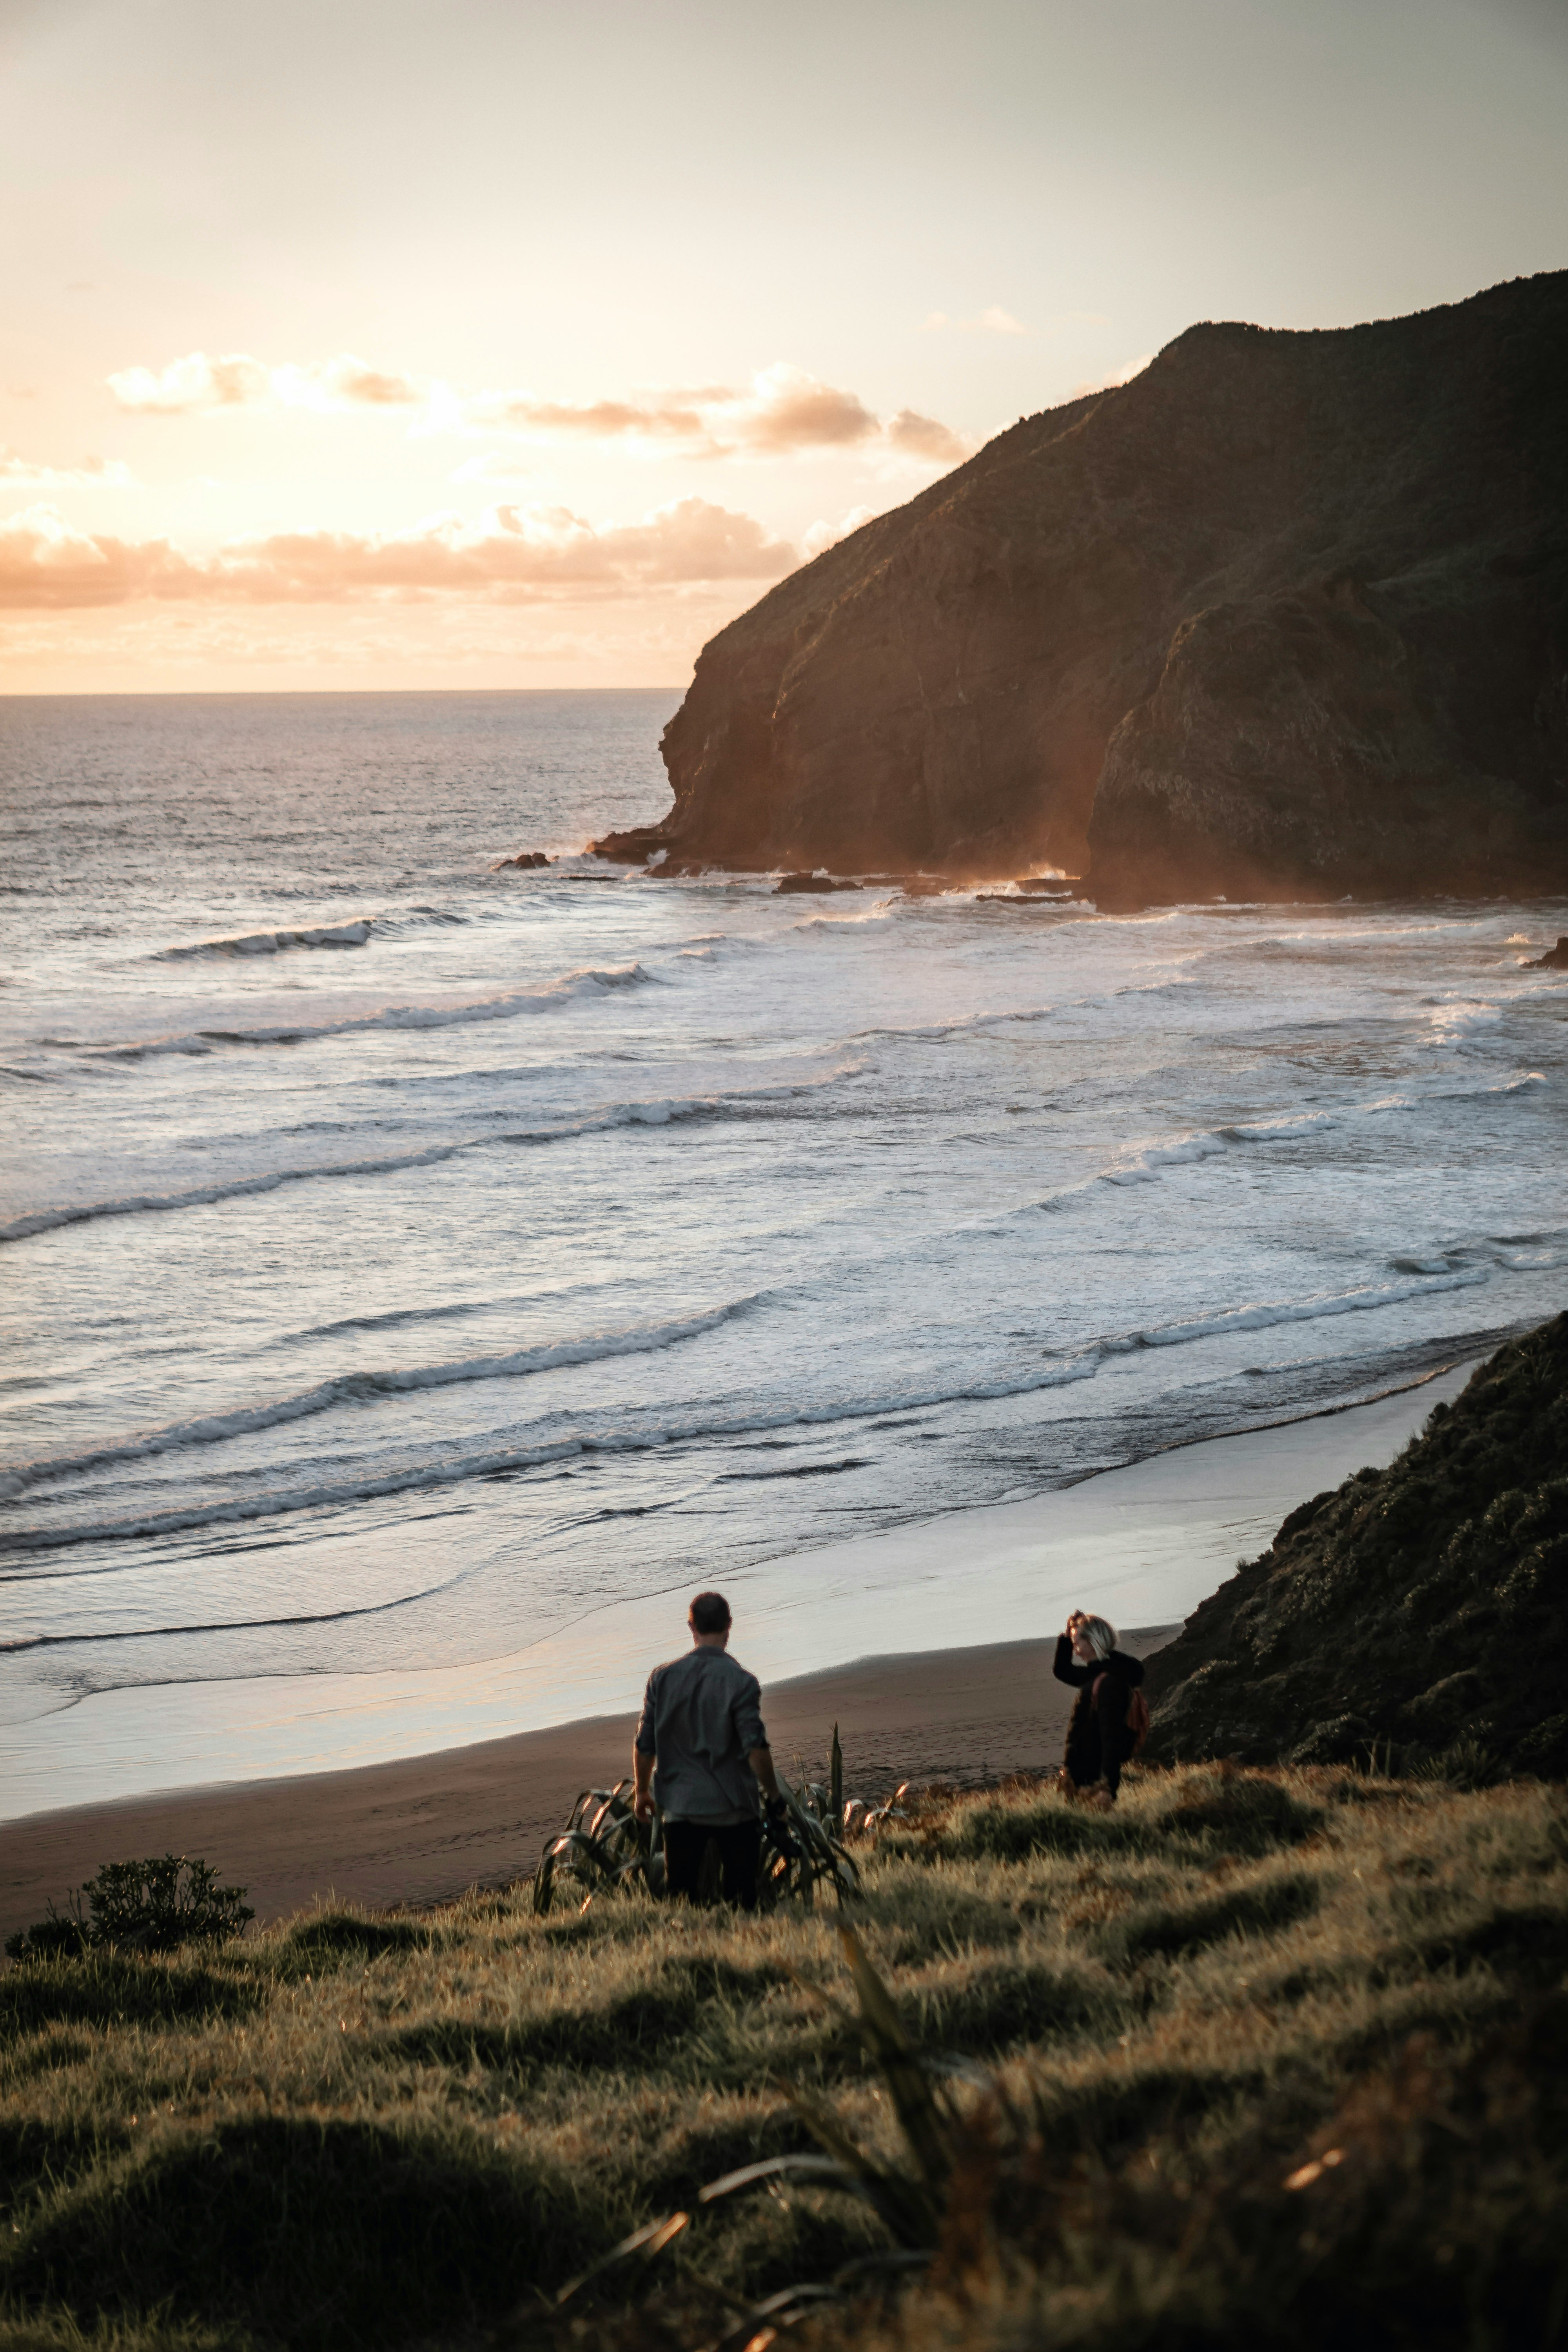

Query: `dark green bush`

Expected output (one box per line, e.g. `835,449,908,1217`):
5,1858,252,1964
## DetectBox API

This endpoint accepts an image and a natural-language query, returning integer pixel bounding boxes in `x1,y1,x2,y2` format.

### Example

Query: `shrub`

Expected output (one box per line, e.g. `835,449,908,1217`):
5,1858,253,1964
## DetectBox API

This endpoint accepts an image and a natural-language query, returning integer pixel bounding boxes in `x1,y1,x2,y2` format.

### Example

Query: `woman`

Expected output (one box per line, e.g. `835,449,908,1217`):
1053,1610,1145,1808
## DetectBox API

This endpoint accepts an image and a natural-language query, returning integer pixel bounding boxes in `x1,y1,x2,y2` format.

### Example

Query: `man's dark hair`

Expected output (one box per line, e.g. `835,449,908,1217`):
689,1590,732,1635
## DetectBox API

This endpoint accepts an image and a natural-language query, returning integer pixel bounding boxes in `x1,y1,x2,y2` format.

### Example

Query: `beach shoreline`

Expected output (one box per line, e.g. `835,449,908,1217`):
0,1361,1476,1943
0,1628,1178,1945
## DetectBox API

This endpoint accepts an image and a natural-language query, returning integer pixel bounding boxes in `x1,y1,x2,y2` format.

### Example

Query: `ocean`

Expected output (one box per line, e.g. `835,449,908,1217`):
2,689,1564,1818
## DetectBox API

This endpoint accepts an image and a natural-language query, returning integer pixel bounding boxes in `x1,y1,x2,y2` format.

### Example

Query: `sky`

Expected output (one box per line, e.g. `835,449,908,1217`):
0,0,1564,692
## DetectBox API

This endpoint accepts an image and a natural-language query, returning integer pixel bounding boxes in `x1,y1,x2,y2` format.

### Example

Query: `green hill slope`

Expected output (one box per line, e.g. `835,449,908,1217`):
3,1766,1568,2351
1145,1314,1568,1774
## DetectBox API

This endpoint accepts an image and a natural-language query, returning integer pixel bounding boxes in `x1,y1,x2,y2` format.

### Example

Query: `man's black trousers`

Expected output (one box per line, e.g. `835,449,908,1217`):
662,1818,761,1909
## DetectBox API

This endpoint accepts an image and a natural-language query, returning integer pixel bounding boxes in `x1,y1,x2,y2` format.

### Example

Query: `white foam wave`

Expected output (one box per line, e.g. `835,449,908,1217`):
0,1299,764,1503
157,920,374,960
0,1262,1499,1554
1106,1268,1489,1352
1059,1072,1546,1203
0,1063,866,1245
789,900,898,931
88,963,657,1061
1421,996,1504,1046
0,1355,1105,1554
1492,1242,1568,1272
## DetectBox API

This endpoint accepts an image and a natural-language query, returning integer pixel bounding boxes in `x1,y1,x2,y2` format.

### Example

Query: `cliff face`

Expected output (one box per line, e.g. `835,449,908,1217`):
1142,1316,1568,1777
606,274,1568,896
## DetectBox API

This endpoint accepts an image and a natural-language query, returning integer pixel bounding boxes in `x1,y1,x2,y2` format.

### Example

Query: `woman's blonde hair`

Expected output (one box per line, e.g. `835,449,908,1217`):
1080,1614,1117,1660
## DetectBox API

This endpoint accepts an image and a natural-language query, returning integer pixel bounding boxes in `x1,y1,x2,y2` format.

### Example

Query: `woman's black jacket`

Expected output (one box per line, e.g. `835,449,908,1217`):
1053,1638,1145,1796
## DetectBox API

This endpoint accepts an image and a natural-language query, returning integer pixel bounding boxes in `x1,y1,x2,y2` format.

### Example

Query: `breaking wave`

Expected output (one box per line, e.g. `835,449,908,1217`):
156,919,375,959
0,1298,766,1503
0,1062,865,1244
0,1263,1499,1553
85,962,657,1061
1051,1071,1548,1201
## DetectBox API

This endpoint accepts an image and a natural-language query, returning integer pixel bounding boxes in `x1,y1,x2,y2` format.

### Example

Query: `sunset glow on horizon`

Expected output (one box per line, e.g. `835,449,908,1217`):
2,0,1563,693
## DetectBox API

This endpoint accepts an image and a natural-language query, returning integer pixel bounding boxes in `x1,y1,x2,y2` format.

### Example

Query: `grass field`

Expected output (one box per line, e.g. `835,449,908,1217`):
4,1760,1566,2351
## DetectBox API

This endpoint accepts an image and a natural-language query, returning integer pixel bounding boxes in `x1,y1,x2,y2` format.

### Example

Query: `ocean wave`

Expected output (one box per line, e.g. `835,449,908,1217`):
154,905,474,959
0,1265,1500,1554
1491,1240,1568,1272
9,1575,463,1651
156,919,374,960
847,968,1204,1049
1103,1268,1490,1353
0,1062,866,1245
789,900,899,930
0,1299,764,1503
0,1353,1106,1554
1051,1072,1547,1203
1430,1069,1547,1100
1420,996,1506,1046
84,962,657,1062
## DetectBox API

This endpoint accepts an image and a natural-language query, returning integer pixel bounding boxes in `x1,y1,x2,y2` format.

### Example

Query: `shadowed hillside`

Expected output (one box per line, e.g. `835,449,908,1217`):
1145,1314,1568,1773
597,272,1568,899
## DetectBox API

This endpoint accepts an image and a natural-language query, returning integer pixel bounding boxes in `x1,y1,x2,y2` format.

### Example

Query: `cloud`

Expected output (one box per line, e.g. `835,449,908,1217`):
884,410,969,463
716,364,878,454
453,390,711,443
0,497,798,609
0,450,136,488
921,306,1030,335
449,450,535,487
801,505,878,561
108,351,422,414
463,363,968,463
1065,352,1154,397
107,350,967,465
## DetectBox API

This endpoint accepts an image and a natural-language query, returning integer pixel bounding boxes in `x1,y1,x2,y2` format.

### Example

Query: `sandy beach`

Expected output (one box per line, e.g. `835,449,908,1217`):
0,1361,1473,1944
0,1627,1177,1944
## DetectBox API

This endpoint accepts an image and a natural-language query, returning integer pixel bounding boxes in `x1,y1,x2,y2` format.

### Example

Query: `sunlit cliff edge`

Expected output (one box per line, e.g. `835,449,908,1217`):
595,272,1568,900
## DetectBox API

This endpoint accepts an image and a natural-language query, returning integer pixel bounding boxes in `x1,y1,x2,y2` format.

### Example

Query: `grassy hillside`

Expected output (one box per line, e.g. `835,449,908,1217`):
4,1759,1567,2350
1145,1313,1568,1775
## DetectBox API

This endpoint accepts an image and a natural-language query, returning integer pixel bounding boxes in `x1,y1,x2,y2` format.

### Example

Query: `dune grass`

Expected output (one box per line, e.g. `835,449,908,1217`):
2,1760,1566,2350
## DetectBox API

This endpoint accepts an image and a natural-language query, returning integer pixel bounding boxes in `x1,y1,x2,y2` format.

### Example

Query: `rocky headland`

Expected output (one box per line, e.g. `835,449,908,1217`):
1143,1314,1568,1775
595,272,1568,900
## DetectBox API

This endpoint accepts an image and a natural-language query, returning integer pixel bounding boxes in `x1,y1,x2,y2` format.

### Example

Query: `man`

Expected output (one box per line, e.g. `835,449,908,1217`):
633,1590,788,1909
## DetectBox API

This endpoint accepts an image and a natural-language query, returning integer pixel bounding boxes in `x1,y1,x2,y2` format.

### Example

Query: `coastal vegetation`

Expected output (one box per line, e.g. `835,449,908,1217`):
1147,1312,1568,1775
3,1758,1566,2349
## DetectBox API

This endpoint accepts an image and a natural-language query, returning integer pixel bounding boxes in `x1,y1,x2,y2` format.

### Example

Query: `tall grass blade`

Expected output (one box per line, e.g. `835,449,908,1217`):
838,1926,955,2197
552,2209,690,2306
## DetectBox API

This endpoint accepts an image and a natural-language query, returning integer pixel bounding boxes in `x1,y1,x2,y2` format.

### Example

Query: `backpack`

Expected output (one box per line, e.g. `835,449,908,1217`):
1093,1672,1151,1759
